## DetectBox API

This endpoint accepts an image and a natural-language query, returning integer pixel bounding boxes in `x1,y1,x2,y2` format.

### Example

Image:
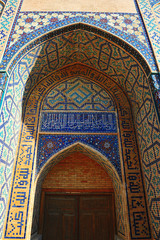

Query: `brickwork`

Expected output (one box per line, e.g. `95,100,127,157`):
42,152,113,191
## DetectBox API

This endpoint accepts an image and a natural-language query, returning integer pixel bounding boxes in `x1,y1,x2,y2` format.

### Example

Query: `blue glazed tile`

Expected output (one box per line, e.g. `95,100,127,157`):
37,134,122,178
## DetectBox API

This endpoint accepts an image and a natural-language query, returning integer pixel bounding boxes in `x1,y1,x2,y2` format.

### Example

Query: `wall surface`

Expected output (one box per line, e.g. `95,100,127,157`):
42,152,114,190
21,0,137,12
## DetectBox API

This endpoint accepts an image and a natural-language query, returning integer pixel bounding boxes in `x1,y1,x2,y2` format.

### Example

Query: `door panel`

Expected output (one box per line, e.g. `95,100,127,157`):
95,213,111,240
43,195,77,240
43,194,114,240
79,196,114,240
79,213,94,240
46,212,62,239
63,213,76,240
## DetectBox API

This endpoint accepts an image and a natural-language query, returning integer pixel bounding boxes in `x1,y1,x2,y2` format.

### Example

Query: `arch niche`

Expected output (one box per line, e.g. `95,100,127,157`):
32,76,128,239
2,24,159,240
35,142,124,240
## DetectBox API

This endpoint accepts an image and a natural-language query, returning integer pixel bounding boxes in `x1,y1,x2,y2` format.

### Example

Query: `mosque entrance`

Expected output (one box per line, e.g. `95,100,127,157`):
42,194,115,240
37,151,116,240
33,75,127,239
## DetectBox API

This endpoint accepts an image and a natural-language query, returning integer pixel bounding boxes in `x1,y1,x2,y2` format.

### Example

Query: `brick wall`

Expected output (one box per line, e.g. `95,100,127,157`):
42,151,113,192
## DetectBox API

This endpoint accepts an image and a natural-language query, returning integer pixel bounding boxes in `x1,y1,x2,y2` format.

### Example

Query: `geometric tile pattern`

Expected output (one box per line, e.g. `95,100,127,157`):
39,79,119,175
9,12,147,48
148,0,160,8
3,69,151,239
37,134,121,177
153,3,160,25
42,78,115,111
0,0,158,73
0,26,159,239
6,26,151,107
32,79,124,237
0,72,8,102
0,0,158,238
1,0,156,71
3,11,157,72
0,0,20,62
137,0,160,70
149,74,160,114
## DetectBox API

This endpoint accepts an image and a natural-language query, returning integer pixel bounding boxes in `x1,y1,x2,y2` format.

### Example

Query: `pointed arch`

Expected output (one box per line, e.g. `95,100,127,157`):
0,23,158,239
36,142,122,188
33,142,128,239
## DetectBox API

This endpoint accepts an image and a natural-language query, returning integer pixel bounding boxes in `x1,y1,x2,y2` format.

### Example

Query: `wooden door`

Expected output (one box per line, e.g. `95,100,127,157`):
79,195,114,240
43,195,78,240
42,194,114,240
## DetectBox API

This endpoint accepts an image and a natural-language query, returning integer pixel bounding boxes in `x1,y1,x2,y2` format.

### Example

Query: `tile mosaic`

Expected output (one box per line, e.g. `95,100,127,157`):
137,0,160,70
148,0,160,8
42,78,115,111
0,17,159,240
9,12,147,48
3,11,157,73
0,1,158,122
0,72,7,93
0,0,159,89
40,112,117,133
0,0,159,238
1,0,159,74
3,67,151,239
0,0,21,61
37,134,121,177
153,3,160,25
33,78,125,237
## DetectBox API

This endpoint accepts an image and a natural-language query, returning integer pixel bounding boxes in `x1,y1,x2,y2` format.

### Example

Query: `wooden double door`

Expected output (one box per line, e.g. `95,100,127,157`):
43,194,115,240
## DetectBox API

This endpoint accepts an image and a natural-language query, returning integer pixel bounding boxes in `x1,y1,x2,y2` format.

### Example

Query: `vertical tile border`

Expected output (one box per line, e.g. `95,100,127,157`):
0,0,21,62
136,0,160,71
